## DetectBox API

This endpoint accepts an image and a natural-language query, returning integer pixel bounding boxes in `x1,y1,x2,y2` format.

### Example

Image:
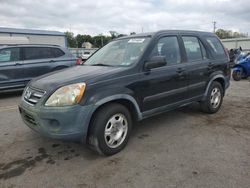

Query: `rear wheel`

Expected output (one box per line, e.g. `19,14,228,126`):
232,68,242,81
88,103,132,155
200,81,223,114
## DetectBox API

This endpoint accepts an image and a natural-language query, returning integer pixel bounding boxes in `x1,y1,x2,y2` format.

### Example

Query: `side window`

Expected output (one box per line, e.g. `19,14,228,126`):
51,48,65,58
205,36,226,58
0,48,20,63
150,36,181,65
182,36,203,62
24,47,53,60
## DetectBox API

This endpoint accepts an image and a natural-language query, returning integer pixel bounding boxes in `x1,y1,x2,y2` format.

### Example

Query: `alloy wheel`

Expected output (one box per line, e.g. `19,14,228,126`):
104,113,128,149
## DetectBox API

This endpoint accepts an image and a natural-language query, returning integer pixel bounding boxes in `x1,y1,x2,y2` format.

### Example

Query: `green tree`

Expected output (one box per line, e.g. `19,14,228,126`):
117,34,127,38
215,29,247,39
65,31,77,48
65,31,113,48
92,35,112,48
75,34,84,48
75,34,94,48
109,31,119,39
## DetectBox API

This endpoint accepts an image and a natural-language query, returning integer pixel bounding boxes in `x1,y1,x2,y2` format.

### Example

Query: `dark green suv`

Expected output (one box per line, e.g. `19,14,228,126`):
19,30,230,155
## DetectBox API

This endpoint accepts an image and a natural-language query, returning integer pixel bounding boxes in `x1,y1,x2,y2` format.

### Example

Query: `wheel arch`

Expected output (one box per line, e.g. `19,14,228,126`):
83,94,142,143
203,75,226,100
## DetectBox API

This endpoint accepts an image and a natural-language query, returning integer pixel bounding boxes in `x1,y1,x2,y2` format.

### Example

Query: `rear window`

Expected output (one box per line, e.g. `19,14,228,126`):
205,37,226,59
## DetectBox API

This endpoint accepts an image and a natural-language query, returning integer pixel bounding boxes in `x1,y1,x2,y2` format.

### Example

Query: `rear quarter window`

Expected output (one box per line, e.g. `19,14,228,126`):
205,36,226,59
51,48,65,58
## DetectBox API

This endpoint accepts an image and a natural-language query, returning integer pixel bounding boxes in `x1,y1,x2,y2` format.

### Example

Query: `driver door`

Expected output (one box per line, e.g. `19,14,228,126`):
140,36,189,114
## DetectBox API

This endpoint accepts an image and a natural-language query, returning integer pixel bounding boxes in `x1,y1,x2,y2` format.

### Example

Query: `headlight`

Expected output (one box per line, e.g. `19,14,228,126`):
45,83,86,107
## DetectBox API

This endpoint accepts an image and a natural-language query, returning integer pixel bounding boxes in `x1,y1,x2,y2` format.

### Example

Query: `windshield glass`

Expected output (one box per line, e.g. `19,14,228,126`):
84,37,150,67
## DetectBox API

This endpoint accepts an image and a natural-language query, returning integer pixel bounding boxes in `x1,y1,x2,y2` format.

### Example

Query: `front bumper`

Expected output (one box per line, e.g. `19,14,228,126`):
19,100,93,142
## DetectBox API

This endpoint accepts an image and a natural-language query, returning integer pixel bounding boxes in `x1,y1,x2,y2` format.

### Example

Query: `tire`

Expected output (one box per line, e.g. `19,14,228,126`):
88,103,132,156
232,68,242,81
200,81,223,114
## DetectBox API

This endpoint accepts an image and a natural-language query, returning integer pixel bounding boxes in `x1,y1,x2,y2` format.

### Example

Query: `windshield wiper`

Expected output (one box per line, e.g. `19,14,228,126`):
91,63,113,67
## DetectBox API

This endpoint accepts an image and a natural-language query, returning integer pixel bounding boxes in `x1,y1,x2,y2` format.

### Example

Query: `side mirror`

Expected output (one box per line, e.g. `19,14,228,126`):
145,56,166,70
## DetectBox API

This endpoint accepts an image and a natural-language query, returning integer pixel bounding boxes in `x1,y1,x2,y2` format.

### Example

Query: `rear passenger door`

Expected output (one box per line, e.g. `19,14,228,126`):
0,47,25,89
204,36,229,76
181,36,210,98
22,47,60,82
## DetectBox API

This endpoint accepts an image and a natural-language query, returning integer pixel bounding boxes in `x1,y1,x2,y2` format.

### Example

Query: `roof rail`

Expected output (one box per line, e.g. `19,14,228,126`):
0,44,61,47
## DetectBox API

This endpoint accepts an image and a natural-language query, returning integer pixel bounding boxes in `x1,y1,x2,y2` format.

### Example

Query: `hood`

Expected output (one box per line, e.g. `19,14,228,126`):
30,65,123,92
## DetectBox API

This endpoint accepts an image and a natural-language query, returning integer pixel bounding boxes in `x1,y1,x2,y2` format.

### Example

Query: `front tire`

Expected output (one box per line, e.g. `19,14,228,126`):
200,81,223,114
88,103,132,156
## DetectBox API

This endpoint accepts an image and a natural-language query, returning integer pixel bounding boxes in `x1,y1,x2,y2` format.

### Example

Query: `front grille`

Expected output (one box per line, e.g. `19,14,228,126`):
23,87,46,106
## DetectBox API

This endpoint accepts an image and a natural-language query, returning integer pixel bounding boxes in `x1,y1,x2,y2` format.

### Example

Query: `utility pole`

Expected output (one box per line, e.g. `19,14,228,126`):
212,21,217,33
99,34,103,47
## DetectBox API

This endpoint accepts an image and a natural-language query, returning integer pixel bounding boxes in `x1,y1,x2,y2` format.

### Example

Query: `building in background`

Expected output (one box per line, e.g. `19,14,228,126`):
222,38,250,52
0,27,67,47
82,42,93,49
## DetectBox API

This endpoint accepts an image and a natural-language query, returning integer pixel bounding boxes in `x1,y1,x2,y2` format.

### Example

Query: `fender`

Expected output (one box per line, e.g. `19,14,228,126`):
95,94,142,119
82,94,142,143
202,74,226,100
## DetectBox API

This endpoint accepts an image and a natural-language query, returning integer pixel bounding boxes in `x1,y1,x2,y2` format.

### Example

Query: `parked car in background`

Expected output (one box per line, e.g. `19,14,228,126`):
19,30,230,155
81,50,96,62
0,44,80,92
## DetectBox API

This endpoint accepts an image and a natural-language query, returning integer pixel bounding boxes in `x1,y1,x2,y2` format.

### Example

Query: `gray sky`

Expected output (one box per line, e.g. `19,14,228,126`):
0,0,249,36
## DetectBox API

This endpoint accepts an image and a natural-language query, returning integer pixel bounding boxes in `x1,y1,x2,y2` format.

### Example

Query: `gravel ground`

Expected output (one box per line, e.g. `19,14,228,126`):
0,80,249,188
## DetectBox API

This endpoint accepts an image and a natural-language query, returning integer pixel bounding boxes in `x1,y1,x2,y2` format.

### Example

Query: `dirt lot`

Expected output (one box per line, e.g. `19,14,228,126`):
0,80,249,188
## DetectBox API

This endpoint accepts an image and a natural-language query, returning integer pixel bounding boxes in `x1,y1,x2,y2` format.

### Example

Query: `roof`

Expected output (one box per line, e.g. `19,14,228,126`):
0,44,61,50
0,27,65,36
117,30,214,40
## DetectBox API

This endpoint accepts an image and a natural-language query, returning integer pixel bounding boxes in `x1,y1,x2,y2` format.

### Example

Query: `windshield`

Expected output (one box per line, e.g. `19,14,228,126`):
84,37,150,67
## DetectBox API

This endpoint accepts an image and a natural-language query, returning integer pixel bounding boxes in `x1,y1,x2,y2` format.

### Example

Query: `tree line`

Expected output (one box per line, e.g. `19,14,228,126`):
215,29,247,39
65,31,133,48
65,29,248,48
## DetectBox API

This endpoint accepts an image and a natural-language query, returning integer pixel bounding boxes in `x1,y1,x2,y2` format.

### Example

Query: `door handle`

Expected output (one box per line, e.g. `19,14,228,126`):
15,62,22,66
176,68,185,73
50,60,55,63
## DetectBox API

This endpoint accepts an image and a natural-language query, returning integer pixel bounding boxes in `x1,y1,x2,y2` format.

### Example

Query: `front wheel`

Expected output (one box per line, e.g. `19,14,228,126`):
200,81,223,114
88,103,132,156
232,68,242,81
